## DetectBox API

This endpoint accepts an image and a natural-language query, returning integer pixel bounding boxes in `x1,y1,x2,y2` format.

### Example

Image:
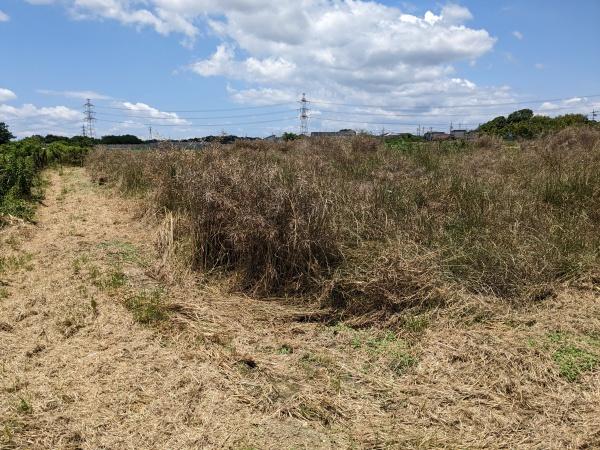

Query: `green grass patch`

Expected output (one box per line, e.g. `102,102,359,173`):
0,253,33,273
98,240,140,264
553,345,598,382
543,331,599,382
278,344,293,355
124,289,167,324
330,324,418,375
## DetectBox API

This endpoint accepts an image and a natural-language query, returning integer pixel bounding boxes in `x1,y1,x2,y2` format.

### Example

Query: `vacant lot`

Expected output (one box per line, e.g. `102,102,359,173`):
1,129,600,448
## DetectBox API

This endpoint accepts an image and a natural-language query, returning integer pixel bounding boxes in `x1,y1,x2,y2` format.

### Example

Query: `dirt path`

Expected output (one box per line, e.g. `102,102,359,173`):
1,168,600,449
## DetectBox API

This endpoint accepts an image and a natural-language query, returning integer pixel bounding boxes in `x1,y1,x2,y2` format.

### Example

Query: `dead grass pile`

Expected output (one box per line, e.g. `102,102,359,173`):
87,127,600,316
322,240,452,319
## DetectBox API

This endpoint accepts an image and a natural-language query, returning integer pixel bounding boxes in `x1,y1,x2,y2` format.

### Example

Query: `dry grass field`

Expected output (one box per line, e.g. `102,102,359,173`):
1,128,600,448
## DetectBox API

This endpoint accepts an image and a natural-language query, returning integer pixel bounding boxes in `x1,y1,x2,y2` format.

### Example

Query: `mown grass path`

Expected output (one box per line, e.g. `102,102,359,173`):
1,167,600,449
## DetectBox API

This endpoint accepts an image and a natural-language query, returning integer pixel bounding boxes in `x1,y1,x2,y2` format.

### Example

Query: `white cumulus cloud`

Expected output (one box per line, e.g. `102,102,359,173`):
0,10,9,22
120,102,189,125
0,88,17,102
0,103,83,137
184,1,498,114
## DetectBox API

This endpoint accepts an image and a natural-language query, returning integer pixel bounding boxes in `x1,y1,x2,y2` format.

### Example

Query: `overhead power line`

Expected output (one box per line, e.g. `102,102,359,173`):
94,102,295,113
314,103,591,118
309,93,600,111
95,109,299,121
92,102,587,123
318,117,478,127
95,117,299,128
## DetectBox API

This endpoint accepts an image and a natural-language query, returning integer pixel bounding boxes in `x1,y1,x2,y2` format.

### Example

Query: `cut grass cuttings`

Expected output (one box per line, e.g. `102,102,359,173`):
124,289,167,324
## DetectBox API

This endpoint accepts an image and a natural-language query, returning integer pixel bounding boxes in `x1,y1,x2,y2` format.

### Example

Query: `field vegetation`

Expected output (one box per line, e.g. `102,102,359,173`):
87,126,600,322
2,123,600,448
0,133,89,221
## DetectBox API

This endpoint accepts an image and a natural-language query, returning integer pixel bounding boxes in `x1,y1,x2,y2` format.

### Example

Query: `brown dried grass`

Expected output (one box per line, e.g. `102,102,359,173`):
2,166,600,449
87,127,600,319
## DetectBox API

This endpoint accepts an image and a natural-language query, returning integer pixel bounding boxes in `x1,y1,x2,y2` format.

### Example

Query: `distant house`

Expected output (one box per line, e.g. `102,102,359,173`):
263,135,279,141
310,129,357,138
424,131,451,141
450,129,467,139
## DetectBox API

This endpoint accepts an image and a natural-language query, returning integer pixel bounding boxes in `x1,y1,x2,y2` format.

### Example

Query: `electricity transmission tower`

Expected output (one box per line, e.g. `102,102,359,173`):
592,110,598,122
84,99,96,138
81,124,87,137
299,93,309,135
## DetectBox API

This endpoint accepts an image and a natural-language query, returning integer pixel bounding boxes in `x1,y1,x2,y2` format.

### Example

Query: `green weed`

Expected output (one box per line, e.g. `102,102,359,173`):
99,240,140,264
0,253,33,273
124,289,167,324
278,344,293,355
16,398,32,415
543,331,599,382
553,345,598,382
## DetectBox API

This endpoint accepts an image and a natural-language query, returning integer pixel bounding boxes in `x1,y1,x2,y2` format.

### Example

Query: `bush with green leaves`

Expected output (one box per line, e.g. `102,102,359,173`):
478,109,594,139
0,135,89,220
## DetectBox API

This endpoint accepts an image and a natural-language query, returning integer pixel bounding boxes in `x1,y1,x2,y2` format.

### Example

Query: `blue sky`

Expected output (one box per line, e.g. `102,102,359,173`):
0,0,598,138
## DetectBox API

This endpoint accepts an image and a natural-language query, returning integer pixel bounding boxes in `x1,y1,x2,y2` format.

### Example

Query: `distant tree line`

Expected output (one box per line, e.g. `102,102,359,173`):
478,109,594,139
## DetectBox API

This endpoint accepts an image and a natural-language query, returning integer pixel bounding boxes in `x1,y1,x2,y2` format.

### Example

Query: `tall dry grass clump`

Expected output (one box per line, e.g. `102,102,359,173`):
87,128,600,317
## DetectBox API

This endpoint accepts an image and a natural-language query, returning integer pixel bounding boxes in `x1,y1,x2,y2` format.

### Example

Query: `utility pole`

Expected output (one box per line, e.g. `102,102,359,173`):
149,125,153,140
84,99,96,139
299,93,309,136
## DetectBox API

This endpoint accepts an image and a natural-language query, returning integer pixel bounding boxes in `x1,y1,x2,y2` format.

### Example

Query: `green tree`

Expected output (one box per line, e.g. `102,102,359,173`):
478,110,591,140
282,132,300,141
507,109,534,123
100,134,143,145
0,122,14,145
